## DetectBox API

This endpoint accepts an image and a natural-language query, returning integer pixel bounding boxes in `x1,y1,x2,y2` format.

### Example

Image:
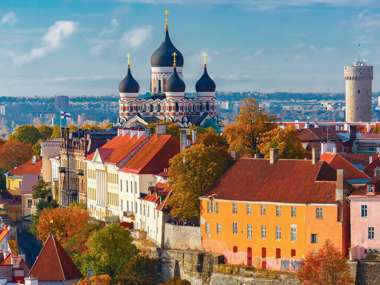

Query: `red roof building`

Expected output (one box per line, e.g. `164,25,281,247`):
29,234,82,283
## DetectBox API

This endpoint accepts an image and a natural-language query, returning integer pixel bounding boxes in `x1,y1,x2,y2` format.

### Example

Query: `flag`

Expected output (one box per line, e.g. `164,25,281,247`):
60,111,72,119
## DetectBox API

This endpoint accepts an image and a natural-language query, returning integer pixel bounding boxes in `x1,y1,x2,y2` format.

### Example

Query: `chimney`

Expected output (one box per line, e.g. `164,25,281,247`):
180,129,187,152
311,148,319,165
191,129,197,144
336,169,347,223
269,148,279,164
31,156,37,164
369,156,373,164
24,277,38,285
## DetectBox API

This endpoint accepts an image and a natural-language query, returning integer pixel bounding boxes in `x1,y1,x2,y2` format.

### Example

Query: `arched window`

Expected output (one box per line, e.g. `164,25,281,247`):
157,104,161,112
175,102,179,112
150,104,154,112
200,104,203,112
206,102,210,111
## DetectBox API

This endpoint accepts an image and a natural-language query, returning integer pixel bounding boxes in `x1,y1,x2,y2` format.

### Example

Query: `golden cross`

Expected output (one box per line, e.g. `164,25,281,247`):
172,52,177,67
127,53,131,67
164,9,169,31
202,52,208,66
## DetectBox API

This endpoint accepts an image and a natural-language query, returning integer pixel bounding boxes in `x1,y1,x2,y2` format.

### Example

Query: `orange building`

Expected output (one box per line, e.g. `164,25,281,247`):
200,150,350,271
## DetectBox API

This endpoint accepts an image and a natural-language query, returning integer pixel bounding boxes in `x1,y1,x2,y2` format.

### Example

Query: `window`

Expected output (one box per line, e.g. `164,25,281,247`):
216,223,222,234
291,249,296,257
260,205,267,216
27,199,32,208
134,181,137,193
214,202,219,213
261,247,266,258
120,199,123,211
275,225,281,240
367,184,375,193
290,224,297,241
233,246,238,253
232,202,238,214
368,227,375,240
120,180,123,192
207,201,211,213
276,248,281,259
361,205,368,217
247,224,252,240
275,205,281,216
375,168,380,177
316,208,323,219
246,204,253,215
311,234,318,244
261,225,267,239
232,222,238,235
205,223,210,235
291,206,297,217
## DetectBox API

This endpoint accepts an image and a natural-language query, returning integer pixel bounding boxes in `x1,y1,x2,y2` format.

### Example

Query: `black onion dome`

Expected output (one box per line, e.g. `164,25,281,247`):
166,67,185,92
119,66,140,93
151,31,184,67
195,66,216,92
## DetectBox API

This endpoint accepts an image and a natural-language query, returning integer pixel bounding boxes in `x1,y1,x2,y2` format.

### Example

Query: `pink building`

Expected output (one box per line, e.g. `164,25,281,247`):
349,180,380,260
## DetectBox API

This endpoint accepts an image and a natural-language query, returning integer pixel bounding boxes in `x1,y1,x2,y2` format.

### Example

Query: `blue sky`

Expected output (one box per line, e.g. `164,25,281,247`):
0,0,380,96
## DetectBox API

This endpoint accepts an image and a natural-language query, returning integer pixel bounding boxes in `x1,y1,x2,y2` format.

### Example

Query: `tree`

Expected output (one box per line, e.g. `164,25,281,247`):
9,125,43,145
297,240,354,285
258,126,307,159
36,205,90,251
37,125,53,140
77,275,111,285
167,144,232,220
117,256,159,285
196,127,228,150
160,278,191,285
32,178,58,213
224,98,275,156
51,126,62,139
0,141,33,171
80,224,138,279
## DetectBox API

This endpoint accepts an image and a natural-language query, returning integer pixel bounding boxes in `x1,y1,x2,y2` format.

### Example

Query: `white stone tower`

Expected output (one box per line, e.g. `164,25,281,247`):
344,60,373,123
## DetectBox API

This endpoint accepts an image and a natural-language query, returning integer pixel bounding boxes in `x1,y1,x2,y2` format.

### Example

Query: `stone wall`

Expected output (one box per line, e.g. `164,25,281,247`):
164,223,201,250
356,260,380,285
209,273,300,285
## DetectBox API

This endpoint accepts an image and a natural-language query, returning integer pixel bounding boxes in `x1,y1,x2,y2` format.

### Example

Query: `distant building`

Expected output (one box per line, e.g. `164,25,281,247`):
54,96,69,111
344,61,373,123
117,10,220,130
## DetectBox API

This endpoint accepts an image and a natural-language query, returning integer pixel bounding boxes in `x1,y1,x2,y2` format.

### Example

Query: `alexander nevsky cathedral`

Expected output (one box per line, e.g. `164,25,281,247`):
117,10,221,130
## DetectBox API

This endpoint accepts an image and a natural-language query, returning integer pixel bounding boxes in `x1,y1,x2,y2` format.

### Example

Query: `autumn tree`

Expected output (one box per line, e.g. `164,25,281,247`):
80,224,138,280
0,141,33,171
297,240,354,285
77,275,111,285
196,127,228,150
258,126,307,159
36,205,91,253
117,256,159,285
51,125,62,138
37,125,53,140
9,125,43,145
167,144,232,220
160,278,191,285
224,98,275,156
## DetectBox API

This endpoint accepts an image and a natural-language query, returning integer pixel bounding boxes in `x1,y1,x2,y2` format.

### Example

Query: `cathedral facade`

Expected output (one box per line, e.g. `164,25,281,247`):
118,11,220,129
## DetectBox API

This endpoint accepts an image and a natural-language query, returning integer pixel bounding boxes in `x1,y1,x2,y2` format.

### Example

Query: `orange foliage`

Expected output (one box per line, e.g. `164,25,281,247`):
0,141,33,170
297,240,353,285
76,274,111,285
36,206,90,252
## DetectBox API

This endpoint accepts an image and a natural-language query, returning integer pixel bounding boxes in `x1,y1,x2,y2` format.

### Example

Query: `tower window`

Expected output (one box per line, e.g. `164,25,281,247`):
358,89,361,94
175,102,179,112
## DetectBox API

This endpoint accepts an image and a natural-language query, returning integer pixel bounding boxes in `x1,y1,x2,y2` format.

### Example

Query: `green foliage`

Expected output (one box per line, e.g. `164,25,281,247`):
258,126,307,159
37,125,53,140
32,178,58,214
80,224,138,279
197,127,229,149
10,125,43,145
32,142,41,156
118,255,159,285
168,144,232,220
51,126,62,138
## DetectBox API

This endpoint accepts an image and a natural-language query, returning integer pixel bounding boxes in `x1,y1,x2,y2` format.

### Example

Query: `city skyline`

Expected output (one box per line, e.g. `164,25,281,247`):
0,0,380,96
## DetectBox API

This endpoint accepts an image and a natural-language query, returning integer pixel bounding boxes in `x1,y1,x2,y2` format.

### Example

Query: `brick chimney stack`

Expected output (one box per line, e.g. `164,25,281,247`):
269,148,279,164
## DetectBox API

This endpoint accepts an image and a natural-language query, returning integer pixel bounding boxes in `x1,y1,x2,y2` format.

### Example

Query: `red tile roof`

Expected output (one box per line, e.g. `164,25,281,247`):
320,153,369,180
29,234,82,281
297,127,340,142
9,160,42,176
364,156,380,177
122,134,180,174
88,134,147,166
203,158,338,204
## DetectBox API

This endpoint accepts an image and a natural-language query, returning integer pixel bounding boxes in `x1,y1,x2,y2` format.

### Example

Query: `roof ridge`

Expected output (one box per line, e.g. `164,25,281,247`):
51,234,66,281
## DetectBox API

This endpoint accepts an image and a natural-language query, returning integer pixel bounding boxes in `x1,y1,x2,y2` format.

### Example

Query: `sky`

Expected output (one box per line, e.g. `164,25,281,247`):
0,0,380,96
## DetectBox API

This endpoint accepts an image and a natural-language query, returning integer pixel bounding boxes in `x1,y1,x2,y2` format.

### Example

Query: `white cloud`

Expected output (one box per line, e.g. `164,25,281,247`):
1,11,17,26
121,25,152,49
13,21,77,66
90,19,119,56
356,10,380,28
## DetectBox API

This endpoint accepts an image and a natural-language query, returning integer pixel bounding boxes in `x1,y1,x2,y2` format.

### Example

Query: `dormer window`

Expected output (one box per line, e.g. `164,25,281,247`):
367,184,375,194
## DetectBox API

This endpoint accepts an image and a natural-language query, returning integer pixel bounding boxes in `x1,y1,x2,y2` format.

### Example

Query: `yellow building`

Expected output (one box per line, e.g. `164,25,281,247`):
200,153,350,271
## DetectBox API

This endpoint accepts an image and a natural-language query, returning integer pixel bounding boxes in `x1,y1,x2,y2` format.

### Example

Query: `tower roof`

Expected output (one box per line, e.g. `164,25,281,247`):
119,54,140,94
166,66,185,93
29,234,82,282
150,10,184,68
195,65,216,93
